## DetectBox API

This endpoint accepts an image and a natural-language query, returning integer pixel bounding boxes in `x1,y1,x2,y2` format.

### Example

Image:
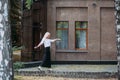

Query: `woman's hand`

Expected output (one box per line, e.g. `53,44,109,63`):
34,46,38,49
56,38,61,41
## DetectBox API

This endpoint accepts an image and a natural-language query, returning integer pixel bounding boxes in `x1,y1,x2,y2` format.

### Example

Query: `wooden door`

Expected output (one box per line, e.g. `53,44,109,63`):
32,1,47,61
21,0,47,62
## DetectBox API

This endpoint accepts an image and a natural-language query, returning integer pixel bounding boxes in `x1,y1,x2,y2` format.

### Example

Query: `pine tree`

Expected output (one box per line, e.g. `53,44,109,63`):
10,0,22,46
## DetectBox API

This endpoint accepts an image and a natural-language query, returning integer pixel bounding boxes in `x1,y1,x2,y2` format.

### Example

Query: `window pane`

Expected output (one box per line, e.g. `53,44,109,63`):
76,30,86,48
76,21,87,28
75,21,88,49
56,30,68,49
57,22,68,28
56,21,68,49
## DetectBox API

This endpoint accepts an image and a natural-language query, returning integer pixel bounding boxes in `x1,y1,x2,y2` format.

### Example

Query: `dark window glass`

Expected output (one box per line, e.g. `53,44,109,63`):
56,21,68,49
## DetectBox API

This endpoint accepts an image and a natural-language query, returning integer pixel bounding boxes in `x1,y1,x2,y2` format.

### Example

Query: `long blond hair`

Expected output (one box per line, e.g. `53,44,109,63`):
40,32,50,43
43,32,50,39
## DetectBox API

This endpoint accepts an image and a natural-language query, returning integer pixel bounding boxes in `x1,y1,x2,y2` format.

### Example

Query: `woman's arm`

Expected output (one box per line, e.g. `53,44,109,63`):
34,38,45,49
34,42,42,49
51,38,61,42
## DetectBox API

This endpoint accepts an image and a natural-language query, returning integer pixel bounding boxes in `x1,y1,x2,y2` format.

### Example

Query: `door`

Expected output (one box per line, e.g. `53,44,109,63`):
32,1,47,61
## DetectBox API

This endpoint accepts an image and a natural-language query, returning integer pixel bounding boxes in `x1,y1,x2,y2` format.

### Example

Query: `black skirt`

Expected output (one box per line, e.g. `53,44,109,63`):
41,47,51,68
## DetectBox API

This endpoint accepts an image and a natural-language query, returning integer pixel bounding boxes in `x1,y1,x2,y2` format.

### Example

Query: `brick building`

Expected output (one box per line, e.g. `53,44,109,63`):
21,0,117,63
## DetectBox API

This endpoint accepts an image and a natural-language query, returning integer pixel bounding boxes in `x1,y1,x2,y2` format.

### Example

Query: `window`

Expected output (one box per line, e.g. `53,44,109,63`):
56,21,88,51
75,21,88,49
56,21,68,49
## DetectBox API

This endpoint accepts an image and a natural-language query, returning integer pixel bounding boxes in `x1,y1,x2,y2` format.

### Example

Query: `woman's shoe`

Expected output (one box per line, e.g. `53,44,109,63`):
38,66,42,70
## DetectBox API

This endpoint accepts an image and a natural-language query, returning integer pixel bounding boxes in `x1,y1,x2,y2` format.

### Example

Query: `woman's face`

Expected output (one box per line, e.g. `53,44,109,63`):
46,34,51,38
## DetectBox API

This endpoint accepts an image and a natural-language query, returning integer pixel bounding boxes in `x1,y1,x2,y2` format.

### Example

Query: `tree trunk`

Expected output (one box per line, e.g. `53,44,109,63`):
115,0,120,79
0,0,13,80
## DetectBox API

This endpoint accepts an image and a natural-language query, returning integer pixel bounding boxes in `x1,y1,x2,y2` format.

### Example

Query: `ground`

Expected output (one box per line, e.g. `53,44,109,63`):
14,76,116,80
13,50,117,80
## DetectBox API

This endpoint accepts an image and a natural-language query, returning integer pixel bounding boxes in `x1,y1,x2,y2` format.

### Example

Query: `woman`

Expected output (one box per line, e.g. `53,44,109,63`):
34,32,61,69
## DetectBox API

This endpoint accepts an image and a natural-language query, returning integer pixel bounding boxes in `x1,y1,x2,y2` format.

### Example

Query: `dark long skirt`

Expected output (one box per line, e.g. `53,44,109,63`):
41,47,51,68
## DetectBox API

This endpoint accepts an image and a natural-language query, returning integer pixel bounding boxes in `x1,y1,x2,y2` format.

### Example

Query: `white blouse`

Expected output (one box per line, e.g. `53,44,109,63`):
40,38,54,47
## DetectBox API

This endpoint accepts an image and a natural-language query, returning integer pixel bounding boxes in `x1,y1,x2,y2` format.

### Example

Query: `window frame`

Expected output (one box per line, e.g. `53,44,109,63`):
56,21,69,50
75,21,88,50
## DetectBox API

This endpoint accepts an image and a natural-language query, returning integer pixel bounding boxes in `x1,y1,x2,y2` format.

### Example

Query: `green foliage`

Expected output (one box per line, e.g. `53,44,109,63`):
25,0,33,9
10,0,22,21
10,0,22,47
14,76,23,80
13,62,24,70
12,46,25,51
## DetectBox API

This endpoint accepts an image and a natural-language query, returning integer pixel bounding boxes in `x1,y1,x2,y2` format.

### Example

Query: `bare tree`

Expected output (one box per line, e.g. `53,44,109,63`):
0,0,13,80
